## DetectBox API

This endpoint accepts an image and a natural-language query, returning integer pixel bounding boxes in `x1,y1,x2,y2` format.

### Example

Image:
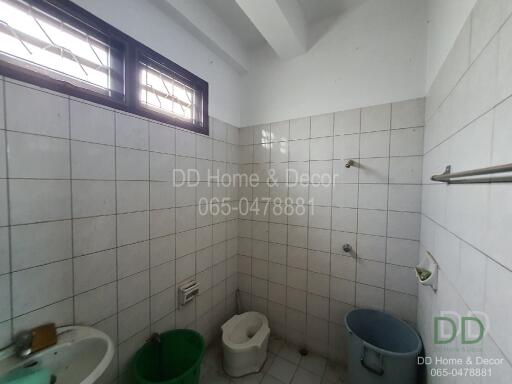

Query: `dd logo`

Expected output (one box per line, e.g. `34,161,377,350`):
434,311,489,345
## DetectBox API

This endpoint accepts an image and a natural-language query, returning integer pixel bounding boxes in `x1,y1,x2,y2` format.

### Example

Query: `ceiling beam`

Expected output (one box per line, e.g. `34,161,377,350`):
158,0,249,73
235,0,308,59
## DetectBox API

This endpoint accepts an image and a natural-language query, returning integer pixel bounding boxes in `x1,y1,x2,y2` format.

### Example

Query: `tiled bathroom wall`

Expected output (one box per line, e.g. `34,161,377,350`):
419,0,512,380
0,77,239,382
237,98,424,362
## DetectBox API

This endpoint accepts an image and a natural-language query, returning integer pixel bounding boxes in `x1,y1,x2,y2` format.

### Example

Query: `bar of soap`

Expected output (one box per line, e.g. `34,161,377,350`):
415,267,432,281
31,323,57,353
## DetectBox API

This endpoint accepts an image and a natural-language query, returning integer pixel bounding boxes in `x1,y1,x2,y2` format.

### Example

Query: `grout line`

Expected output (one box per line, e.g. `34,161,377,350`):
66,96,76,325
382,103,393,312
353,109,362,308
147,120,153,333
112,112,120,374
2,76,14,343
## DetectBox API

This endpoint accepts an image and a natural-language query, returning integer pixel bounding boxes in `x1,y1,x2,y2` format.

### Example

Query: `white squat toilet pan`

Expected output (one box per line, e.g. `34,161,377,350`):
221,311,270,377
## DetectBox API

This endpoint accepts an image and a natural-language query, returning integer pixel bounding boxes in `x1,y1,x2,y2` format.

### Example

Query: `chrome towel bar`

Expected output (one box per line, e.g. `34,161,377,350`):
431,163,512,184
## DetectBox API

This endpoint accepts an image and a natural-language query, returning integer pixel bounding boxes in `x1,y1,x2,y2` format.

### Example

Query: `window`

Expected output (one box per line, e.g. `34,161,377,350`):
140,62,195,123
138,58,207,128
0,0,208,134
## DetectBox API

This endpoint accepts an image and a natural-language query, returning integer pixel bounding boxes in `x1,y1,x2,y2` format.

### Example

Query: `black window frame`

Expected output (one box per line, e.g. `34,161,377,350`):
0,0,209,134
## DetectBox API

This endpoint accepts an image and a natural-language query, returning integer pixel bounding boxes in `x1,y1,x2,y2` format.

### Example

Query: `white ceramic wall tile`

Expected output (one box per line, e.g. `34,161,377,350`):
358,158,389,183
9,180,71,225
332,184,358,208
118,299,150,343
361,104,391,133
333,134,359,160
0,228,9,275
150,152,174,182
357,209,387,236
355,283,383,310
385,264,417,295
12,260,72,316
8,132,70,178
391,99,425,129
330,277,355,305
5,82,69,138
73,215,116,256
417,7,512,368
175,130,196,157
0,80,4,131
0,275,10,322
0,80,238,375
387,211,420,240
492,96,512,165
117,241,149,279
289,140,310,162
389,156,422,184
331,207,357,232
356,259,385,287
497,13,512,102
118,270,149,311
75,282,117,325
290,117,310,140
388,185,422,212
72,142,115,181
13,299,73,335
356,234,386,262
116,113,148,150
70,101,115,145
11,220,72,271
390,127,424,156
270,120,289,142
386,238,419,267
0,132,6,178
330,254,355,280
385,290,417,323
116,181,149,213
334,109,360,135
74,249,116,294
358,184,388,210
72,180,116,218
310,137,333,161
149,122,175,154
310,113,333,138
359,131,390,158
116,148,149,181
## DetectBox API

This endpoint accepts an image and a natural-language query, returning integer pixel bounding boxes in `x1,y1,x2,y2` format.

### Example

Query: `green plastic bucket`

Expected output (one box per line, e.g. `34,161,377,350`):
132,330,205,384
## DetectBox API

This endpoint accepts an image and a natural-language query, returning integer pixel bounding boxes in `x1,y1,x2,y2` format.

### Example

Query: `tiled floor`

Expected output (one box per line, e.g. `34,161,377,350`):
200,337,347,384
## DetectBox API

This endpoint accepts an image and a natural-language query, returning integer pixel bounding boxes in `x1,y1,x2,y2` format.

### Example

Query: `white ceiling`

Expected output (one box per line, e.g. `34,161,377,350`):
201,0,364,51
200,0,266,48
297,0,362,24
158,0,367,73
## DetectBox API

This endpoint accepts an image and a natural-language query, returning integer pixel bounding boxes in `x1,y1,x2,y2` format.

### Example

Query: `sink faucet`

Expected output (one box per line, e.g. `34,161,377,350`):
14,331,33,358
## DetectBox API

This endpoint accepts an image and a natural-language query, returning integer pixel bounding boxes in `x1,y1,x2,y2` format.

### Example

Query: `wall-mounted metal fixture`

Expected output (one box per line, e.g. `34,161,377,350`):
431,163,512,184
342,244,352,253
345,160,355,168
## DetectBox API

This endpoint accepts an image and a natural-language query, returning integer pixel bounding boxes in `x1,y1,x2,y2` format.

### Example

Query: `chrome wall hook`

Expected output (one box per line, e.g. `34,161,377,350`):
345,160,355,168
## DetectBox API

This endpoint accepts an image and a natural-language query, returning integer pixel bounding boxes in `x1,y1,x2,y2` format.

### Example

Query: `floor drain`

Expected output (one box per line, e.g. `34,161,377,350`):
299,348,309,356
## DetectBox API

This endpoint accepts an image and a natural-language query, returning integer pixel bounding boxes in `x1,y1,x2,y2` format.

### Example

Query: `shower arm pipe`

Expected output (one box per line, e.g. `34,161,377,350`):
431,163,512,184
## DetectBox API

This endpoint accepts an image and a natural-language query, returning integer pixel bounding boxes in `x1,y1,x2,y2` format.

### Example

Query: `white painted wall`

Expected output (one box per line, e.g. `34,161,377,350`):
72,0,242,127
425,0,476,91
240,0,428,126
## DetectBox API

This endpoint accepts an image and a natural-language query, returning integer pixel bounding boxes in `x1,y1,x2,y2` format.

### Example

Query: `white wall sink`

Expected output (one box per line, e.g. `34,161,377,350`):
0,326,114,384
